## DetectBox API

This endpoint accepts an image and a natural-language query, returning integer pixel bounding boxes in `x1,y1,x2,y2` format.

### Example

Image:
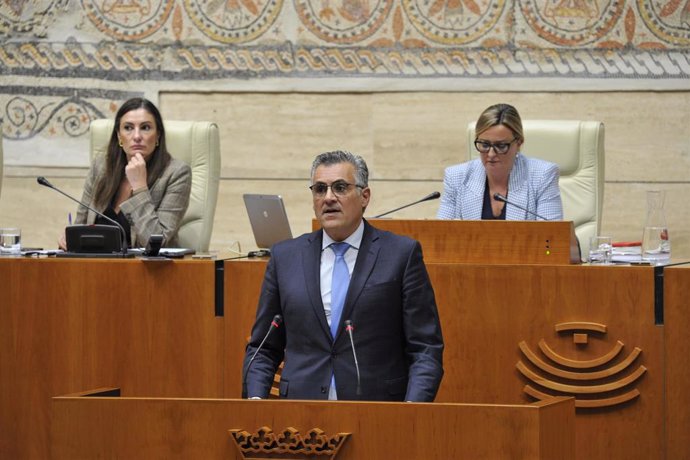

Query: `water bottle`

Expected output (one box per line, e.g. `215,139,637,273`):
641,190,671,263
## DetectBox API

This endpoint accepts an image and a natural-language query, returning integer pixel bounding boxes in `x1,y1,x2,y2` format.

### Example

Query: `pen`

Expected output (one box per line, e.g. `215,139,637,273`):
68,212,72,225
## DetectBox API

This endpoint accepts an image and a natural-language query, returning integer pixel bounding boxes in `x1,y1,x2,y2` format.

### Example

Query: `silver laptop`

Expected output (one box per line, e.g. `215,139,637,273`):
243,194,293,250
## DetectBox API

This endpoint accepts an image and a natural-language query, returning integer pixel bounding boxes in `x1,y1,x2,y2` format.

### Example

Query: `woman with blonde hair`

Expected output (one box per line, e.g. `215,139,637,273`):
437,103,563,221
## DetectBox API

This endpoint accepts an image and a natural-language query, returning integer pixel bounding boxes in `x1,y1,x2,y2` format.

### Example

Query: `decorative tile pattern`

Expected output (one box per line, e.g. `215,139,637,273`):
1,88,140,140
1,1,690,144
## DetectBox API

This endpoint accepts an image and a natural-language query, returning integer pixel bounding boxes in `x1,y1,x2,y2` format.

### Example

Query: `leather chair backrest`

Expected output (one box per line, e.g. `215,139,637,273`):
90,119,220,252
0,121,3,201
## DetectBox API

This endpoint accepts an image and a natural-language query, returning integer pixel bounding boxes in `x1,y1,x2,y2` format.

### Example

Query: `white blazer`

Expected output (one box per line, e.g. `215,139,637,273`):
437,154,563,221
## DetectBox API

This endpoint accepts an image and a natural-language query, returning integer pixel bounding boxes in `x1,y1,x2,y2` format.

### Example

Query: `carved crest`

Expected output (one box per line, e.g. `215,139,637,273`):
229,426,350,459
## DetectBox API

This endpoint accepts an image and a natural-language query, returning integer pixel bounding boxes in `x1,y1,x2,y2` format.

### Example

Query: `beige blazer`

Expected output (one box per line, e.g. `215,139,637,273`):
75,155,192,247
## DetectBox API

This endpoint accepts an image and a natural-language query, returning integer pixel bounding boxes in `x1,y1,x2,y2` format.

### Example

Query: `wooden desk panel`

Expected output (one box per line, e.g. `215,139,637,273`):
313,219,581,264
224,259,671,459
663,265,690,459
52,391,574,459
223,258,268,398
428,264,663,459
0,258,223,460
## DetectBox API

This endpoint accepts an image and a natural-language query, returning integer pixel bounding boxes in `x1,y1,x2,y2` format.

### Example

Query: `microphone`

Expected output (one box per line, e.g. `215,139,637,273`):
243,314,283,398
344,319,362,396
373,191,441,218
493,193,549,221
37,176,129,256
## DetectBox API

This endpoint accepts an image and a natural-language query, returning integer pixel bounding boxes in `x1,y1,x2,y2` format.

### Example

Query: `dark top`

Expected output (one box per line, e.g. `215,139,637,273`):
481,180,506,220
95,207,132,247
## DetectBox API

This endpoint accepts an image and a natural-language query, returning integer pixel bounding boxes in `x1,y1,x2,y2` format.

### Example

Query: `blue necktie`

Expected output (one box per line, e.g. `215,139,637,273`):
329,242,350,399
329,242,351,338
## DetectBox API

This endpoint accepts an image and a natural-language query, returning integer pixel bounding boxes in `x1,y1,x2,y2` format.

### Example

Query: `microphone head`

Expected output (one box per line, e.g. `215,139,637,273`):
272,314,283,326
37,176,52,188
493,193,506,202
344,319,352,327
423,191,441,201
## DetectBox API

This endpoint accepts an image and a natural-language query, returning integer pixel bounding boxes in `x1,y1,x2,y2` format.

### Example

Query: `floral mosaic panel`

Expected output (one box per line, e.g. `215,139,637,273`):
1,0,690,142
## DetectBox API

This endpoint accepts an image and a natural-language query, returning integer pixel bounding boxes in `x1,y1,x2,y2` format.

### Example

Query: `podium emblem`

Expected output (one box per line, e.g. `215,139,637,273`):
517,321,646,408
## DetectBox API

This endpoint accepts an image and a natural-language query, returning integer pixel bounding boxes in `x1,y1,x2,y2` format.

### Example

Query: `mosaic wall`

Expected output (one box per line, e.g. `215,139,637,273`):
1,0,690,160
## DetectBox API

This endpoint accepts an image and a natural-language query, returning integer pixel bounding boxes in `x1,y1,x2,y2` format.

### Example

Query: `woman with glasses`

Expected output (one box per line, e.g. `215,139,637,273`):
437,103,563,221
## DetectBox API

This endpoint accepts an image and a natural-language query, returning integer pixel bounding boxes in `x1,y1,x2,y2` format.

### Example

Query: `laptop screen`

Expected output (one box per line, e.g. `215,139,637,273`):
243,194,293,250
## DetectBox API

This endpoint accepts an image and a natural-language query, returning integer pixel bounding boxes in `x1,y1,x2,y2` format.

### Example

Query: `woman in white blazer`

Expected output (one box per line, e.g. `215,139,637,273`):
437,103,563,221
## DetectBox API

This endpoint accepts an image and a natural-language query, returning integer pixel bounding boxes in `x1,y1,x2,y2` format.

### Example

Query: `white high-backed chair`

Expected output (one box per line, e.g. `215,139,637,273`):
90,119,221,252
0,121,3,200
467,120,605,260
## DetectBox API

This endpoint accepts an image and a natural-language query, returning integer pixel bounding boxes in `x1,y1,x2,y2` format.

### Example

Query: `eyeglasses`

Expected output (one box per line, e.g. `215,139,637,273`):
309,180,363,197
474,138,517,155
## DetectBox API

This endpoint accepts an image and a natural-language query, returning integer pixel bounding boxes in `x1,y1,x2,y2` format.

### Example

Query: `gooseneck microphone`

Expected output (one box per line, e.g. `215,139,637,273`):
243,314,283,398
493,193,549,221
373,191,441,218
344,319,362,396
37,176,129,256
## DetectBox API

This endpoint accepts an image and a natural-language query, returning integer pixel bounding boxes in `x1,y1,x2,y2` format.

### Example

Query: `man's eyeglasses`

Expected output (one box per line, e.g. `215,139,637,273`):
309,180,362,197
474,138,517,155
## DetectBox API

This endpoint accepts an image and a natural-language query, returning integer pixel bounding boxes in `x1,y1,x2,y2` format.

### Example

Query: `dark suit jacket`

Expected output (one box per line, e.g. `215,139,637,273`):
243,220,444,402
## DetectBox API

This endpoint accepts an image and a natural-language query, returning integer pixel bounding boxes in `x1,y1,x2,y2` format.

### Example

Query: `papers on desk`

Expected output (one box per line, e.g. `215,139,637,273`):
159,248,195,257
129,247,195,257
18,248,195,258
611,245,642,263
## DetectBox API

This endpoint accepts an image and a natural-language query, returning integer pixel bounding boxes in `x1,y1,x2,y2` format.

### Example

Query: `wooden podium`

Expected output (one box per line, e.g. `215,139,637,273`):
51,388,575,459
225,257,687,459
313,219,581,264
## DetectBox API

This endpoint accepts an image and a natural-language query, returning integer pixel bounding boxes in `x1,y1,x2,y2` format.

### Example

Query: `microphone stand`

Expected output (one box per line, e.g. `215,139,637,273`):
37,176,131,257
344,320,362,396
243,314,283,398
493,193,549,221
373,192,441,218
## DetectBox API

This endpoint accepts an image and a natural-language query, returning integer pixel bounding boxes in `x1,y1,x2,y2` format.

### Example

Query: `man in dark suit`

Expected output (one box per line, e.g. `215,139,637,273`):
243,150,444,401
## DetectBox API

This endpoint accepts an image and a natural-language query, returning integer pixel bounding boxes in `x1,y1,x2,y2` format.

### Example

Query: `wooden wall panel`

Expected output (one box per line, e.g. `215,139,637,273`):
0,258,222,459
663,265,690,459
224,259,671,459
428,264,663,459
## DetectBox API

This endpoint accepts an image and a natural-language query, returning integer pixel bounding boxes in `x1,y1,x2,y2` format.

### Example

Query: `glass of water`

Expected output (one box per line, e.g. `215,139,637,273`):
0,227,22,255
588,236,612,265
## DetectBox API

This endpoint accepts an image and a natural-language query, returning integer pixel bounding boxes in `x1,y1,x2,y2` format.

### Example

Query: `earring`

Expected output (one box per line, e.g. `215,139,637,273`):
156,138,160,146
118,139,123,147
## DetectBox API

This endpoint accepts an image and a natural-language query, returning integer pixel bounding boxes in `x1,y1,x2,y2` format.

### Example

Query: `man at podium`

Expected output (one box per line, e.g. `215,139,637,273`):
243,150,444,402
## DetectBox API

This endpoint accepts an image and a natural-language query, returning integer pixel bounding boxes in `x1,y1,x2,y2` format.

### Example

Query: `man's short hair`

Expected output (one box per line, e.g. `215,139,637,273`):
311,150,369,188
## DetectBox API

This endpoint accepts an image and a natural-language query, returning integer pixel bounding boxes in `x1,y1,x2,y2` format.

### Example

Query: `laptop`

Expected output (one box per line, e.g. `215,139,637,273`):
243,194,293,250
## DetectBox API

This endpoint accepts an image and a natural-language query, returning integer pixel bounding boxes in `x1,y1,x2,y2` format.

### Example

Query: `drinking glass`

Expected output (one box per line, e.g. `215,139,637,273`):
588,236,612,264
0,227,22,255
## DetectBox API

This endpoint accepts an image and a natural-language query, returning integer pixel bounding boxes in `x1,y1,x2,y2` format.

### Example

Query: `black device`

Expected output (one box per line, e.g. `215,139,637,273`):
373,191,441,218
64,225,122,255
143,234,164,257
37,176,132,258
